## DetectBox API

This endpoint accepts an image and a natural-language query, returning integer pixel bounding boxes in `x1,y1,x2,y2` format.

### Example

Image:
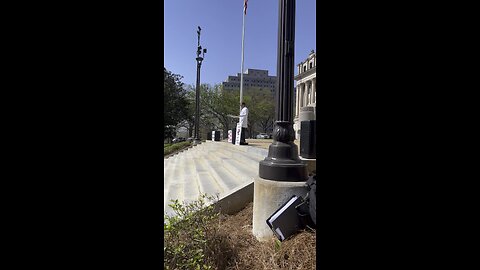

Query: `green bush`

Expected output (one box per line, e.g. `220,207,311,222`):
164,141,191,156
164,194,219,270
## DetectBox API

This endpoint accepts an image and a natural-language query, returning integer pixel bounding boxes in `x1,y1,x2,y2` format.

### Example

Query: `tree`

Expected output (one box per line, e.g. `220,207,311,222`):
179,85,196,138
174,83,276,141
256,99,275,134
200,84,239,136
242,87,275,138
164,68,190,139
164,125,176,143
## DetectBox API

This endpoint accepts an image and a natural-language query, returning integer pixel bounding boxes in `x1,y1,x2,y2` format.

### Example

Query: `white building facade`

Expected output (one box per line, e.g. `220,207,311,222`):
293,50,316,140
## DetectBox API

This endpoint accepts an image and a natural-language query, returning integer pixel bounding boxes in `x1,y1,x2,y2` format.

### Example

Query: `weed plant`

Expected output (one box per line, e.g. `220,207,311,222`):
164,194,221,270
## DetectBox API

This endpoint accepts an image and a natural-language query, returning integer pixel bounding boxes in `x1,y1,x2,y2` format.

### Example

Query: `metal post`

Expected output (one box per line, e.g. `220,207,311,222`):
194,26,206,145
239,5,246,111
258,0,307,181
194,60,201,144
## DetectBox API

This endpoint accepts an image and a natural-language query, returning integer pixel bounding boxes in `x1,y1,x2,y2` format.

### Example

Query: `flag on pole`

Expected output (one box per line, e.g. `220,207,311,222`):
244,0,248,15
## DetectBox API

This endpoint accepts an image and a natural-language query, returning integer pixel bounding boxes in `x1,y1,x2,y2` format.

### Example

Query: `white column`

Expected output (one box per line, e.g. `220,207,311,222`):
305,81,309,106
299,83,303,108
295,84,299,117
302,83,306,108
311,79,316,104
294,85,297,117
308,80,313,105
297,84,301,116
306,82,309,106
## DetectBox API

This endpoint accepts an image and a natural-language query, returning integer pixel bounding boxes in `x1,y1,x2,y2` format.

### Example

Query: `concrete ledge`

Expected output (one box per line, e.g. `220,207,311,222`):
213,181,254,215
252,176,308,242
299,156,316,175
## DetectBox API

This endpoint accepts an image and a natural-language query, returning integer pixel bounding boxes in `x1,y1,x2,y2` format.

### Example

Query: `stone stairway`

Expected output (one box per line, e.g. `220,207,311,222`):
164,141,268,217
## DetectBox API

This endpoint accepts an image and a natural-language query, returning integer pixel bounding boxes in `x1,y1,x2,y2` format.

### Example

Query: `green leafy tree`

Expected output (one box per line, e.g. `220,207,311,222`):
200,84,238,136
242,87,275,138
164,125,176,143
178,83,276,140
182,84,217,139
253,91,275,134
179,85,196,138
164,68,190,140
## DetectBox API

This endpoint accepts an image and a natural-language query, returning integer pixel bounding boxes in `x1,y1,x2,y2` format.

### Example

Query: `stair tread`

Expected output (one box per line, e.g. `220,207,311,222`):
164,142,265,217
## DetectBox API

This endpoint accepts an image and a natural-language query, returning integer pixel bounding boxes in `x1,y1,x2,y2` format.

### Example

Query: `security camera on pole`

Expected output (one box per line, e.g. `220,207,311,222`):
193,26,207,146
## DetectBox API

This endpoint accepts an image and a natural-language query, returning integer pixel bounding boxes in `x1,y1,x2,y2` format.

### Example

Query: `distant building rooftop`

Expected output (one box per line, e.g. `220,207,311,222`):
222,68,277,93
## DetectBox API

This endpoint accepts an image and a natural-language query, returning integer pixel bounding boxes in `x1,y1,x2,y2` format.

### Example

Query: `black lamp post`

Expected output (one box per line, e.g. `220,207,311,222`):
194,26,207,145
258,0,307,181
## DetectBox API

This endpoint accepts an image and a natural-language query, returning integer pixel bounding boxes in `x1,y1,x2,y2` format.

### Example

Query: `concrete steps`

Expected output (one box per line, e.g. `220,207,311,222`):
202,158,238,191
182,151,201,203
163,141,268,217
165,156,182,215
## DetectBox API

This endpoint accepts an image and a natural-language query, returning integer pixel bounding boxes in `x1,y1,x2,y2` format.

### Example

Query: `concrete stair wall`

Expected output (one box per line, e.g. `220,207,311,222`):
164,141,268,217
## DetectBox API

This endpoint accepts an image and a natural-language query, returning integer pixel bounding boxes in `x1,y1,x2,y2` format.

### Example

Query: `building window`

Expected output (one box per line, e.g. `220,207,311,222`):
310,62,313,68
304,66,306,72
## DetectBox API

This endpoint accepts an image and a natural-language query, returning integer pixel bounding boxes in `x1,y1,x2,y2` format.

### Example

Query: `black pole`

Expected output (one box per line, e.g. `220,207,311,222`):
194,26,205,145
259,0,307,181
194,60,201,143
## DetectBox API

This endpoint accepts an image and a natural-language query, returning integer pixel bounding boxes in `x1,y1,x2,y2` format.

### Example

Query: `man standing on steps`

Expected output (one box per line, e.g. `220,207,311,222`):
239,102,249,145
229,102,249,145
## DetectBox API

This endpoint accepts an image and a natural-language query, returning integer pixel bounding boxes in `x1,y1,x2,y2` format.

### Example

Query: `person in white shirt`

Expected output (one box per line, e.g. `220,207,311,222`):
239,102,249,145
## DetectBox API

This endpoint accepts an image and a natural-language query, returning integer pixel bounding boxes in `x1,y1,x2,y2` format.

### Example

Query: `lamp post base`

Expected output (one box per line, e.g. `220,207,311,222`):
259,122,308,182
252,176,308,241
259,142,307,181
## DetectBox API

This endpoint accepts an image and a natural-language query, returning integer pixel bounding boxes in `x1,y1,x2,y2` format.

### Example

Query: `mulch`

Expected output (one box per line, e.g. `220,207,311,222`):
210,202,317,270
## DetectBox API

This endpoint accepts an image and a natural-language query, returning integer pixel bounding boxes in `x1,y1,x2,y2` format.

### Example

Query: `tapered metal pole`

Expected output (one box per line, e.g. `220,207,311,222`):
239,4,246,111
194,60,201,143
194,27,205,145
258,0,307,181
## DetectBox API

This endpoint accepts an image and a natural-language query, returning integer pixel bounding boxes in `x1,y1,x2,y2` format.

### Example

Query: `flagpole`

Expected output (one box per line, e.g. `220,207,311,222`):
239,2,246,111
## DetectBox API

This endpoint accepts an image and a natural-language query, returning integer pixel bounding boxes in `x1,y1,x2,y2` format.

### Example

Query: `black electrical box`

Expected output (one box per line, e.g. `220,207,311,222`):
300,120,316,159
231,128,236,144
213,131,221,141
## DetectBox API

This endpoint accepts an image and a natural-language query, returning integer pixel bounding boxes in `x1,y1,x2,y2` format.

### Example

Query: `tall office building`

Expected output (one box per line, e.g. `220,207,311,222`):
222,69,277,93
294,50,317,140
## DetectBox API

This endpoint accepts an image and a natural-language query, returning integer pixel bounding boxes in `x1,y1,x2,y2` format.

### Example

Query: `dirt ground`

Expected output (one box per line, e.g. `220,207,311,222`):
213,202,317,270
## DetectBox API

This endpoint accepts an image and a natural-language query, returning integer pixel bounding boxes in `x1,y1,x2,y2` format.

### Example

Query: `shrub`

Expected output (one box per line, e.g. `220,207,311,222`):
164,194,220,270
164,141,191,156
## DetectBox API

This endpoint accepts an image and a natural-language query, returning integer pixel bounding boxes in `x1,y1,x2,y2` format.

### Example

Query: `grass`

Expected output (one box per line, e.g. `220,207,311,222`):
164,141,191,157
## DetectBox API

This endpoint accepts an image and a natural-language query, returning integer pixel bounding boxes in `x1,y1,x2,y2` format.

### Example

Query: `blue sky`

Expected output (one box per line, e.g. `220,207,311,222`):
164,0,316,87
